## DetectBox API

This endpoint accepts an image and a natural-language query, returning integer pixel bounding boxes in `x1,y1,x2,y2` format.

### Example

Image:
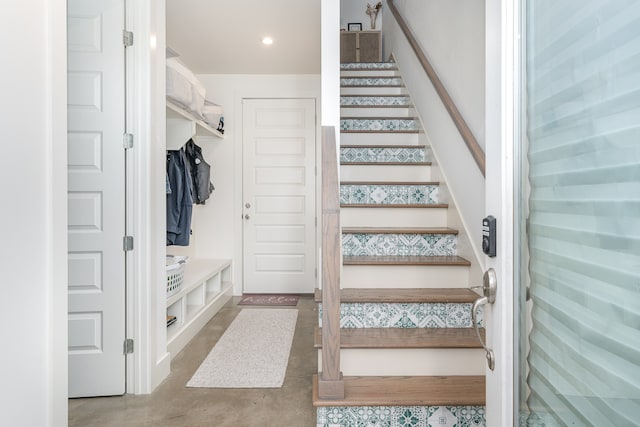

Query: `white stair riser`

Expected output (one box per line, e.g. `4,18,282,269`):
340,69,399,77
340,164,431,182
341,265,470,288
341,87,406,96
340,133,420,145
340,107,413,117
341,207,448,228
318,348,485,376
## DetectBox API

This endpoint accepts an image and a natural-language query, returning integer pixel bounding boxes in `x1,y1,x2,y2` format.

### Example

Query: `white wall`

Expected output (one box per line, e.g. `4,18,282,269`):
382,0,486,266
385,0,485,149
190,75,321,296
341,0,383,31
0,1,68,426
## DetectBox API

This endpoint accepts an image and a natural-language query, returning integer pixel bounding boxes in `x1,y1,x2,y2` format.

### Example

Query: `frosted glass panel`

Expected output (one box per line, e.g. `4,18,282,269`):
518,1,640,425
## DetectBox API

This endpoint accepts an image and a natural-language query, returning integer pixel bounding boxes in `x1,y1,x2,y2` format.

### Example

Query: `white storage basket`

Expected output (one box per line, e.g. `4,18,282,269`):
166,255,188,298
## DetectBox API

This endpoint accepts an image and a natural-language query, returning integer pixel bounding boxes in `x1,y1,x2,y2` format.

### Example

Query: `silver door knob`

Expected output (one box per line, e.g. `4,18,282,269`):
472,268,497,371
244,214,250,220
245,203,251,208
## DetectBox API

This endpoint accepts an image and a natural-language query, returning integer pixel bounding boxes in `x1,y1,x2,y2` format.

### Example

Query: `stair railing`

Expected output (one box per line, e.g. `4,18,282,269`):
387,0,486,176
318,126,345,399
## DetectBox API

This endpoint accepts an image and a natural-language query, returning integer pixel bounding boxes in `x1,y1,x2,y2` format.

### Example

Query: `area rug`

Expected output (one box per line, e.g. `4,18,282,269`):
186,309,298,388
238,294,299,306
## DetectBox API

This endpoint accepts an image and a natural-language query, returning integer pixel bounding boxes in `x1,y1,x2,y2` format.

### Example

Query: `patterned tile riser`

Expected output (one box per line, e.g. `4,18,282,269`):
341,96,412,106
340,185,440,205
341,119,419,132
341,63,398,69
342,233,457,257
341,77,404,86
340,147,429,163
317,405,486,427
318,303,484,328
519,413,549,427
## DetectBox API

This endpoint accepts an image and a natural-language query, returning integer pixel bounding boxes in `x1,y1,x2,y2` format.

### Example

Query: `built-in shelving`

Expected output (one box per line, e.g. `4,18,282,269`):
166,100,224,150
166,258,232,358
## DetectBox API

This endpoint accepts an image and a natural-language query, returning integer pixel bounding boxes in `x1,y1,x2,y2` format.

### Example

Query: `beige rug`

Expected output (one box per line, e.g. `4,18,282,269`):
186,309,298,388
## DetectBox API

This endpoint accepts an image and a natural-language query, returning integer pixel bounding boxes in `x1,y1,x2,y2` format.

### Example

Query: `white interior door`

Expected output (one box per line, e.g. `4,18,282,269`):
67,0,126,397
242,98,317,294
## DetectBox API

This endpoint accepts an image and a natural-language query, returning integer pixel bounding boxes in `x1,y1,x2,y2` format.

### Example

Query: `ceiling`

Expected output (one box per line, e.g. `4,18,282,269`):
166,0,321,75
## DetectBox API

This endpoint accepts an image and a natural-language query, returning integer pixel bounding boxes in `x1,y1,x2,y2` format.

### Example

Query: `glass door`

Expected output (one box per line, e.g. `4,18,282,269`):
516,1,640,425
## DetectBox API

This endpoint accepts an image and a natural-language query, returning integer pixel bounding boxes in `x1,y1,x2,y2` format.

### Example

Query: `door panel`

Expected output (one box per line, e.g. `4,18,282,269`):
67,0,126,397
242,99,317,294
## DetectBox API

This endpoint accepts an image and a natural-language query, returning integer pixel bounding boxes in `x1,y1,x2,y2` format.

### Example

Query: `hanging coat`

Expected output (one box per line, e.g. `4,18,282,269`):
184,139,214,205
166,149,193,246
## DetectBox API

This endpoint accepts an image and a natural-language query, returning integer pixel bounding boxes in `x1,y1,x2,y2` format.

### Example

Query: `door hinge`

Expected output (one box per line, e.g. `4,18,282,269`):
123,30,134,47
123,338,134,355
315,268,318,278
315,217,317,226
123,133,134,149
123,236,134,252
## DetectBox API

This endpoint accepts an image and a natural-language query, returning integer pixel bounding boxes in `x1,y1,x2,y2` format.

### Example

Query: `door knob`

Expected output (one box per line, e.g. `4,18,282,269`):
245,203,251,209
244,214,250,220
472,268,497,370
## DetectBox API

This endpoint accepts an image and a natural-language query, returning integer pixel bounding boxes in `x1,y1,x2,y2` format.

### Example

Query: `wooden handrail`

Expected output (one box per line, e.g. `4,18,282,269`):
387,0,486,177
317,126,344,399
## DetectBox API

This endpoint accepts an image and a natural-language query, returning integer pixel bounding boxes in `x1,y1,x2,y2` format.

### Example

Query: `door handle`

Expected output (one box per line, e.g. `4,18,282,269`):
244,214,250,220
472,268,497,371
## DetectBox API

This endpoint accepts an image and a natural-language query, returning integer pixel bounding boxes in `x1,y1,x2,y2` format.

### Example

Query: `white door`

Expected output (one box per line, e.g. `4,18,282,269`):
242,98,317,294
67,0,127,397
484,0,517,424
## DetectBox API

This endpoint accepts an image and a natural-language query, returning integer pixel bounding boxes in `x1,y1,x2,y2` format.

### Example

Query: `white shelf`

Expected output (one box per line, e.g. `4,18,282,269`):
166,258,232,358
166,100,224,148
166,258,231,306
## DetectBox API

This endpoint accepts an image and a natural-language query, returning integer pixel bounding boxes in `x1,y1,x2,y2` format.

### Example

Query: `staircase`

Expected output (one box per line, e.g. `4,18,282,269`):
313,62,487,426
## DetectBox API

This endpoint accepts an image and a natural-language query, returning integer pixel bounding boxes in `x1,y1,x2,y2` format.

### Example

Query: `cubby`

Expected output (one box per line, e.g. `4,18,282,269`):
166,259,232,357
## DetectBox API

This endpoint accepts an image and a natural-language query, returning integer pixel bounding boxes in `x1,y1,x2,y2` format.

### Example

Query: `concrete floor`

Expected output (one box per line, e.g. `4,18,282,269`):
69,296,317,426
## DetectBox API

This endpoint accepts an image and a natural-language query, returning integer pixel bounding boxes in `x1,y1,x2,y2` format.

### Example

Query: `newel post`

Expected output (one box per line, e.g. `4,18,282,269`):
318,126,345,399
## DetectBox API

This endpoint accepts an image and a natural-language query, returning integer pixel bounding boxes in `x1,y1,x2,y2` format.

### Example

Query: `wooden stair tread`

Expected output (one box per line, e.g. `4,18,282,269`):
341,180,439,185
341,74,400,78
315,287,479,303
342,116,418,120
314,327,484,349
313,375,486,407
343,255,471,266
342,227,458,235
340,85,405,89
340,94,403,97
341,105,412,108
341,130,420,134
340,68,399,71
341,144,426,149
341,161,432,166
341,203,449,209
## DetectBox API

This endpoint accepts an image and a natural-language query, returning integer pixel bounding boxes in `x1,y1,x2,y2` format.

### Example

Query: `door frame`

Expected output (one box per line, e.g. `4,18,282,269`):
484,0,519,424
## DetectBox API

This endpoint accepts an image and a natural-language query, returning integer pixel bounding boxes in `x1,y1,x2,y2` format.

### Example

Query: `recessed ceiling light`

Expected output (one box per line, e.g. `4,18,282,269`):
261,37,274,45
